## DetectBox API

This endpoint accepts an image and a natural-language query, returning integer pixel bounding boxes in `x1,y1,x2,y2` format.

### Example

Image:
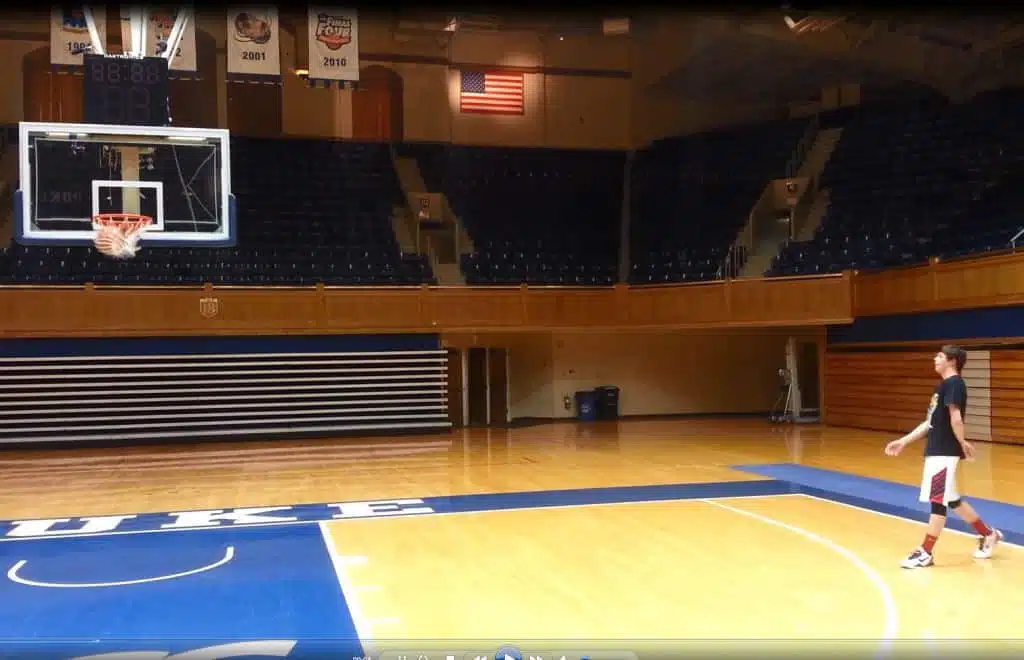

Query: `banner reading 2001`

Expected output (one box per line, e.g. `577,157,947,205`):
307,8,359,82
226,7,281,79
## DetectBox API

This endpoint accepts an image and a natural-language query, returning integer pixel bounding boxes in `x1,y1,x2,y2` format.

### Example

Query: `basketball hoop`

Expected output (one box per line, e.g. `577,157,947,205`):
92,213,152,259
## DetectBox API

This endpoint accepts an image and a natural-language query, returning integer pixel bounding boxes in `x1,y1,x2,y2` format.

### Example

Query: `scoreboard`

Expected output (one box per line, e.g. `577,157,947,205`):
83,54,170,126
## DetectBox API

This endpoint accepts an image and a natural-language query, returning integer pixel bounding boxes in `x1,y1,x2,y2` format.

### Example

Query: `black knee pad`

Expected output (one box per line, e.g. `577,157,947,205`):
948,499,962,510
931,502,948,516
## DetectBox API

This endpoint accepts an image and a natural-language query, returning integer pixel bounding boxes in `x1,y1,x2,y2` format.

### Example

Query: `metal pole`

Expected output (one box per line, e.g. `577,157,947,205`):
163,8,192,63
129,6,149,58
82,6,105,55
1011,226,1024,252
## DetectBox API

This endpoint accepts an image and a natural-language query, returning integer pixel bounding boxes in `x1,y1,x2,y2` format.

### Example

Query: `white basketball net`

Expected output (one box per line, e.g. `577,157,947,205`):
93,217,151,259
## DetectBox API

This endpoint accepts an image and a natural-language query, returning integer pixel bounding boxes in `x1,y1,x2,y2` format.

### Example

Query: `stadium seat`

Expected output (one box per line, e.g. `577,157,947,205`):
402,143,624,285
769,90,1024,276
629,118,810,283
7,93,1024,288
0,137,435,286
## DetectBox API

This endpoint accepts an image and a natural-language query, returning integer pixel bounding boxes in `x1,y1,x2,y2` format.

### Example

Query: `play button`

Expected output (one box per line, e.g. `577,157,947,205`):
494,646,521,660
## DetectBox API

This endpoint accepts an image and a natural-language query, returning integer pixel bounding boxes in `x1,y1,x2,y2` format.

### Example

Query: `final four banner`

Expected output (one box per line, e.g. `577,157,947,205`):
50,6,108,67
307,8,359,83
226,8,281,81
148,7,197,72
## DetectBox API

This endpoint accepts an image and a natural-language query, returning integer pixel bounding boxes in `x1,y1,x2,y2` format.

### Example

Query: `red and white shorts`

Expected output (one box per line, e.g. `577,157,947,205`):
919,455,961,505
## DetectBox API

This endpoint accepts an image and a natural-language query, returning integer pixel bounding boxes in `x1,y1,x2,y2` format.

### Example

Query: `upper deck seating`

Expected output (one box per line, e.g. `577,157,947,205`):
0,138,434,285
402,143,624,285
629,118,809,283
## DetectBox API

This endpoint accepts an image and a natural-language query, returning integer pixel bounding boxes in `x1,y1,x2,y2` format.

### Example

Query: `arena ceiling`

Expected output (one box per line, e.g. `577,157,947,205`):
658,11,1024,103
656,30,909,104
385,10,1024,102
390,10,619,36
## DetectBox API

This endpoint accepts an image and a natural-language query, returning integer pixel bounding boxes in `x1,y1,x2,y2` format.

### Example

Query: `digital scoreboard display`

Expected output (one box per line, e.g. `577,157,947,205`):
83,54,170,126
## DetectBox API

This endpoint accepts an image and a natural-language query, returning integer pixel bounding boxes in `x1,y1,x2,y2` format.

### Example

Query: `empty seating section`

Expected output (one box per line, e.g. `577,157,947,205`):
232,138,433,285
933,90,1024,258
5,92,1024,288
404,143,624,285
0,138,433,285
629,119,809,283
770,90,1024,276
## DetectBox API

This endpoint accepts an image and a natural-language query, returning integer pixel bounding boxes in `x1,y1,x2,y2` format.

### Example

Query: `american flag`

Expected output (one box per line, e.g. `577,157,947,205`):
459,71,524,116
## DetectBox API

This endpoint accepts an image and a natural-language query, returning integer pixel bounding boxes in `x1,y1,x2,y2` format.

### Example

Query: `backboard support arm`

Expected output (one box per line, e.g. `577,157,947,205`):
127,6,149,58
82,6,105,56
162,9,192,62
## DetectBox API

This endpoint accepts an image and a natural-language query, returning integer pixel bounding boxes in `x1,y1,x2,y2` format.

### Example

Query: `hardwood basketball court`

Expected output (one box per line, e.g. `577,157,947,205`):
0,418,1021,657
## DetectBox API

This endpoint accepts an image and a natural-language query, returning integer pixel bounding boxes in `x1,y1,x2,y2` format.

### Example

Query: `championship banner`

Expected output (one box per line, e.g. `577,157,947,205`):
50,6,107,67
148,7,197,72
226,8,281,81
307,8,360,84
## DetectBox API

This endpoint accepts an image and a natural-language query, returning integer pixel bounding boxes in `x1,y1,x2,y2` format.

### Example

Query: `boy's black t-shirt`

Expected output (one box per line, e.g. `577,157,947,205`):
925,374,968,458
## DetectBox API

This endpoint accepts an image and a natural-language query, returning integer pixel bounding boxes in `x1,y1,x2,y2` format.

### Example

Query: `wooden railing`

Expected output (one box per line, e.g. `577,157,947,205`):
0,274,854,338
1,247,1022,338
852,250,1024,317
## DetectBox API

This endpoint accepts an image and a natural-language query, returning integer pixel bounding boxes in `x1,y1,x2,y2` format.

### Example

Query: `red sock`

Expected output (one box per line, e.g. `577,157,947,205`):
972,519,992,536
922,534,938,553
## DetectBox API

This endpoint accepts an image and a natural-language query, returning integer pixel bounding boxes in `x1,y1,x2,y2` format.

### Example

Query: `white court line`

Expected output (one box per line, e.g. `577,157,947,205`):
7,488,1014,546
800,493,1023,550
7,545,235,588
703,498,899,659
318,522,391,655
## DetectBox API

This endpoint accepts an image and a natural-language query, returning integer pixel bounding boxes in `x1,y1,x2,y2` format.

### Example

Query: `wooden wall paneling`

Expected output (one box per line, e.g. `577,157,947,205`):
23,46,50,122
54,72,84,123
824,351,936,433
23,46,84,123
991,349,1024,445
825,349,994,442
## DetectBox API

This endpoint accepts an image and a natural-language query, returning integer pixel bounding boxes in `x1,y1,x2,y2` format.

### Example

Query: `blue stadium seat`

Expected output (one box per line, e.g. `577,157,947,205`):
769,90,1024,276
629,118,810,283
0,137,436,286
402,143,623,285
7,93,1024,288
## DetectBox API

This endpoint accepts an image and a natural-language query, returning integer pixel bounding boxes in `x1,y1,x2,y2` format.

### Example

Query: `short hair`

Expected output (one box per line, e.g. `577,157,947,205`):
940,344,967,373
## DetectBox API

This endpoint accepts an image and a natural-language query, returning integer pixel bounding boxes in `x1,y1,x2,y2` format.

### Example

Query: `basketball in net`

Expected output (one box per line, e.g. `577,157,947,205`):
92,214,152,259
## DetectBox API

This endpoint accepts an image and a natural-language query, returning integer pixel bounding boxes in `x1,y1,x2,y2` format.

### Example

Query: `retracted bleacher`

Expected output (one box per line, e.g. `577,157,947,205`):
0,335,450,445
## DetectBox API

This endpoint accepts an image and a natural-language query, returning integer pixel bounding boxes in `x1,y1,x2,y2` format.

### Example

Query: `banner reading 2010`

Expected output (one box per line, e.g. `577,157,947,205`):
306,8,359,83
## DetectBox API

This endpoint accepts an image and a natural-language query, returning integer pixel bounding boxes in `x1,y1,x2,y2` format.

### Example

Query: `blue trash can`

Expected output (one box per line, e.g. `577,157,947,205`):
575,390,598,422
